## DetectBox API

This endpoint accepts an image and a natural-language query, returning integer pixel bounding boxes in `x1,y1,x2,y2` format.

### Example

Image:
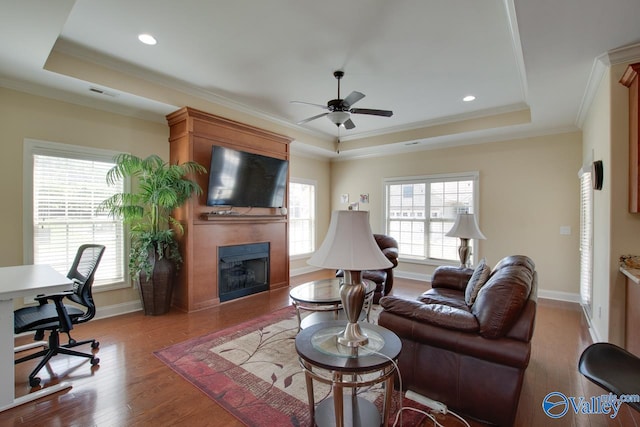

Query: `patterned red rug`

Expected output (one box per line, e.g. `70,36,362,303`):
154,305,432,426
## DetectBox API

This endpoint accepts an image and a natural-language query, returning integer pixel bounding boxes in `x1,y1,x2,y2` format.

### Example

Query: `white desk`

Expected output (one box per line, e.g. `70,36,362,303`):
0,264,73,412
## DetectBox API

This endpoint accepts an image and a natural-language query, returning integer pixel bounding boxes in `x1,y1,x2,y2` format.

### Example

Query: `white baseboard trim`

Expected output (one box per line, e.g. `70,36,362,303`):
94,300,142,320
290,265,323,277
395,270,432,283
537,289,581,304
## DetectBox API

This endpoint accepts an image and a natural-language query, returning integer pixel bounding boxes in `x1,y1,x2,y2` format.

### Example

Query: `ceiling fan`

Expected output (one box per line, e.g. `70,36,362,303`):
292,70,393,129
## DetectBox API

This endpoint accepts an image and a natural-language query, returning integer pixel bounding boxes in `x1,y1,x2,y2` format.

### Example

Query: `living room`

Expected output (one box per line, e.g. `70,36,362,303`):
3,1,640,426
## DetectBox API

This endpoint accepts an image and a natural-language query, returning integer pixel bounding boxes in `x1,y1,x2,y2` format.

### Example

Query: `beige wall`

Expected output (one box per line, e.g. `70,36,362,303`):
288,153,332,273
1,84,586,314
330,132,583,297
0,87,169,309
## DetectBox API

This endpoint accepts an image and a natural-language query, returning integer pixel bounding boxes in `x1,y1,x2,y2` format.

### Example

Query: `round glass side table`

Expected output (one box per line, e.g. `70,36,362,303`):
295,320,402,427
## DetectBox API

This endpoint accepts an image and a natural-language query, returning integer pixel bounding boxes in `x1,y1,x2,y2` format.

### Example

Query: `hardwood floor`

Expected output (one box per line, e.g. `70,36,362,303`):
4,272,639,426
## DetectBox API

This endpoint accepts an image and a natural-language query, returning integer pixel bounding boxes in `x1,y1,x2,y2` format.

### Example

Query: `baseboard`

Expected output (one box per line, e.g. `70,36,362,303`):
94,300,142,320
290,265,323,277
394,270,432,282
537,289,581,304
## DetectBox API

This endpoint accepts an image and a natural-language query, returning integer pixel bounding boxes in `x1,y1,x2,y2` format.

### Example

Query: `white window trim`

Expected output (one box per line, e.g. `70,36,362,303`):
289,177,317,258
23,138,131,292
383,171,480,266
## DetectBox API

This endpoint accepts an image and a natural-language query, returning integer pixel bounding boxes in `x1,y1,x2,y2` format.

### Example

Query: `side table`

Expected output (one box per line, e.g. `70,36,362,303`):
295,320,402,427
289,278,375,329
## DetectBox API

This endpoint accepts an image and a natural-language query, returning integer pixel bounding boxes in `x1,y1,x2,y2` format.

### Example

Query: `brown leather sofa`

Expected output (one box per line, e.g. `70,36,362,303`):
378,255,537,426
337,234,399,303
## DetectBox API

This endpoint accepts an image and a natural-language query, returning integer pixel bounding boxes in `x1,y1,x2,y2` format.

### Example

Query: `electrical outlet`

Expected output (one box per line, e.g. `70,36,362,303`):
405,390,448,414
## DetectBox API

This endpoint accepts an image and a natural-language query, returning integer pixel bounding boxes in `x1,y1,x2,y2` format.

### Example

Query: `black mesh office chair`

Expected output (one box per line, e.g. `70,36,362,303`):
14,244,106,387
578,342,640,412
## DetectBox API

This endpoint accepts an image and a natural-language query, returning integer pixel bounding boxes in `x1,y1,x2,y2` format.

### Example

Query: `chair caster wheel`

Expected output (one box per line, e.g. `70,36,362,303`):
91,357,100,366
91,341,100,349
29,377,41,388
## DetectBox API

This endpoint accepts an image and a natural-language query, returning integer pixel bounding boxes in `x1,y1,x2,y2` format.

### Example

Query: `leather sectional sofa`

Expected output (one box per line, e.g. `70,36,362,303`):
378,255,537,426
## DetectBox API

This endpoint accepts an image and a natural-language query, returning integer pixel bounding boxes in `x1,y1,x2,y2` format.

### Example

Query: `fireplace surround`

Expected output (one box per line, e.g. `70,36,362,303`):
167,106,292,312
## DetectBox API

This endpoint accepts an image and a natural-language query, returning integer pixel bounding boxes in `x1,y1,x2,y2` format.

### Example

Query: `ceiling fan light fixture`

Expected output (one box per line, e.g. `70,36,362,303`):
327,111,350,127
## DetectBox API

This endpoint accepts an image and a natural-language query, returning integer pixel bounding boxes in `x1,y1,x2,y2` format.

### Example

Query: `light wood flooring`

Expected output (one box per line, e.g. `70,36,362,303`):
4,272,639,426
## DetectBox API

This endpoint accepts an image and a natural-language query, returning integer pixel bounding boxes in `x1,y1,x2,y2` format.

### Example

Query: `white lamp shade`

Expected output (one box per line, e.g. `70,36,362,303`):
445,213,486,240
307,210,393,270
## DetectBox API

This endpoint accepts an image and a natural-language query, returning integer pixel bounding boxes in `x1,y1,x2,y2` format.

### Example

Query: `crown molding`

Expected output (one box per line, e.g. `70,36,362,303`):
576,42,640,128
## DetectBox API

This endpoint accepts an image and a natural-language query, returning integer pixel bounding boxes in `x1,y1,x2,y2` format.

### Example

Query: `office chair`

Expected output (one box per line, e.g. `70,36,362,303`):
14,244,106,387
578,342,640,412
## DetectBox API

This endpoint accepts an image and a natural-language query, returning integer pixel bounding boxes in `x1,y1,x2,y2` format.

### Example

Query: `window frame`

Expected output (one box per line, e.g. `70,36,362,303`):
23,139,130,291
288,178,316,259
383,171,480,266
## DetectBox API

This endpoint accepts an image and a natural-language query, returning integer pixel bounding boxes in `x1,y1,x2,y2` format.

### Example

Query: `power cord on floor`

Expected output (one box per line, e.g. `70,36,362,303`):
368,348,471,427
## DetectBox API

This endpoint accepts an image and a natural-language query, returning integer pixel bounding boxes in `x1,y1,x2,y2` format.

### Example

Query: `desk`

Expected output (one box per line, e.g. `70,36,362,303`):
0,264,73,412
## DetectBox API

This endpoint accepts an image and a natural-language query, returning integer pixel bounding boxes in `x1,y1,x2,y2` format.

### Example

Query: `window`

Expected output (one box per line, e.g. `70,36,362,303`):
24,139,126,288
384,172,479,264
289,179,315,256
579,167,593,318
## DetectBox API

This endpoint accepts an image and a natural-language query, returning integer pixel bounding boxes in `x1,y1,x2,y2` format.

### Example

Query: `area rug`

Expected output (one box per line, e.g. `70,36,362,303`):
154,305,432,426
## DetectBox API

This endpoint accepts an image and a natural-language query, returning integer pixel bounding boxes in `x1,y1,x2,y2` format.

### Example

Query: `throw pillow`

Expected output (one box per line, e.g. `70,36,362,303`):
465,258,491,305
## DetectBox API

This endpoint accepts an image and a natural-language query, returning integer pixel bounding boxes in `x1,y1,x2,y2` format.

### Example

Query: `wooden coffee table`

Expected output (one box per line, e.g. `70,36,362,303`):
289,278,375,329
295,320,402,427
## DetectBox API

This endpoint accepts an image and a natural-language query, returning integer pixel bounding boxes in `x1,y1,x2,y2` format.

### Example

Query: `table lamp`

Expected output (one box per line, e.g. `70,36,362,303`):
307,210,392,347
445,213,486,268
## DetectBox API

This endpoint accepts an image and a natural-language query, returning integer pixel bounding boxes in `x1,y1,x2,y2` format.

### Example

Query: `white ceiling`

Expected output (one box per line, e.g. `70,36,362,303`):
1,0,640,158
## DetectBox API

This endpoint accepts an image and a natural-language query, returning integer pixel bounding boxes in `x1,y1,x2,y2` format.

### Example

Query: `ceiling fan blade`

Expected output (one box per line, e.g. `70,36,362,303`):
342,91,365,108
297,112,329,125
290,101,328,109
350,108,393,117
343,118,356,129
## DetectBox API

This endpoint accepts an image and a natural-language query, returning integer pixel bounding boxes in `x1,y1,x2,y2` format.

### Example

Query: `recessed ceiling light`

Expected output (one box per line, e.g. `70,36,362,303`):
463,95,476,102
138,33,157,45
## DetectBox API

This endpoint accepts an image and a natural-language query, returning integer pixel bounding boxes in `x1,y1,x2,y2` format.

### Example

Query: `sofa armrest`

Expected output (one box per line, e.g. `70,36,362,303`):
380,296,479,332
382,247,399,267
431,265,474,291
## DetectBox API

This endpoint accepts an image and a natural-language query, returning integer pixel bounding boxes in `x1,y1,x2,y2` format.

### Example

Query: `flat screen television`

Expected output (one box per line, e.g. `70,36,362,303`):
206,145,289,208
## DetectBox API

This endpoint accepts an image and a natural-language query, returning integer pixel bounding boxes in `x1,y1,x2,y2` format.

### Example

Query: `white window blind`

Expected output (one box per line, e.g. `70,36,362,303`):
579,169,593,317
27,141,125,286
385,173,478,264
289,180,316,256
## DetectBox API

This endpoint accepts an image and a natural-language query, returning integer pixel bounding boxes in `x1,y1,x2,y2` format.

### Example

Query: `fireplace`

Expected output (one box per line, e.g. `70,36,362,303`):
218,242,269,302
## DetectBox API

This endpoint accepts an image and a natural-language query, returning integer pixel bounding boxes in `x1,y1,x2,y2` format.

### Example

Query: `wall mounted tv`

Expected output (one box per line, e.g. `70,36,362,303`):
206,145,289,208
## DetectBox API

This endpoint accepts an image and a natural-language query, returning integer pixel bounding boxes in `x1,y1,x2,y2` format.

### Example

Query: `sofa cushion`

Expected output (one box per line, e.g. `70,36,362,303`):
380,296,479,332
465,258,491,305
419,288,470,311
472,265,533,339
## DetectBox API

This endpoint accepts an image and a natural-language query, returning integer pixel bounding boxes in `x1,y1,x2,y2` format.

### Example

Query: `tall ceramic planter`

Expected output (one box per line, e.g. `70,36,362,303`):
138,251,176,315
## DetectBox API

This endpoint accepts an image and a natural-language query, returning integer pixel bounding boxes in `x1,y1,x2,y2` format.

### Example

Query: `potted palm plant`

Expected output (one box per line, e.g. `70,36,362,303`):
99,153,206,315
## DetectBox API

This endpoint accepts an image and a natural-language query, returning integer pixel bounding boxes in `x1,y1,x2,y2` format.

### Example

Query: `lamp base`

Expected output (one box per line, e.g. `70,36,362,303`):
338,322,369,347
457,238,471,268
338,270,369,347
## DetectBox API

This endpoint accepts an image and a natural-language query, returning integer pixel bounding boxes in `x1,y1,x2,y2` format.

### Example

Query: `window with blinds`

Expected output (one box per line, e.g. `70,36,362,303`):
384,172,479,264
26,140,126,287
289,179,315,256
579,169,593,317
